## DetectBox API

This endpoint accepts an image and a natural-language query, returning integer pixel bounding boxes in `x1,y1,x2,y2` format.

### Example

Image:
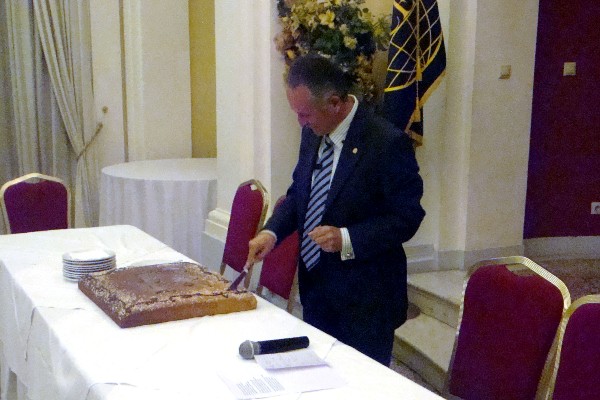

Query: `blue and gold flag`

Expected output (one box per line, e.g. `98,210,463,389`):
382,0,446,144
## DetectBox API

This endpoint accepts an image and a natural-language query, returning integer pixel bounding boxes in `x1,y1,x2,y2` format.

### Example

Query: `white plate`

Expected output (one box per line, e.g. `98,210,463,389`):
63,260,115,269
64,265,114,274
62,249,116,263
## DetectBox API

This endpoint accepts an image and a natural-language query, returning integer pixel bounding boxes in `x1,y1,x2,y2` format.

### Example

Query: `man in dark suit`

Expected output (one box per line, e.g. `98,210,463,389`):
246,54,425,366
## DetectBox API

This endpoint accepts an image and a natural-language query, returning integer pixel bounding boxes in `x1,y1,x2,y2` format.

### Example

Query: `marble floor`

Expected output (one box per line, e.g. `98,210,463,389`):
535,258,600,301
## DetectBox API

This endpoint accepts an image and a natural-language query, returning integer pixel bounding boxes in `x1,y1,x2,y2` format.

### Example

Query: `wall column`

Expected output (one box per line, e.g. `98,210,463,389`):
121,0,192,161
436,0,539,269
202,0,279,272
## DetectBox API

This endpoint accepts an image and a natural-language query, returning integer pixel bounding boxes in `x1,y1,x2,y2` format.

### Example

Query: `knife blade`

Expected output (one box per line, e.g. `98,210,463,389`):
227,263,251,291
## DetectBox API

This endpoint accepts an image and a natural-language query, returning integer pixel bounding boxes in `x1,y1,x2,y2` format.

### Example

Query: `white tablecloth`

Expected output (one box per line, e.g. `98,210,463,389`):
0,226,443,400
99,158,217,263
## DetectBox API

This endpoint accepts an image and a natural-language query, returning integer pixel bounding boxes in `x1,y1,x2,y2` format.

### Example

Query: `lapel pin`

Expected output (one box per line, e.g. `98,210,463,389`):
352,148,358,154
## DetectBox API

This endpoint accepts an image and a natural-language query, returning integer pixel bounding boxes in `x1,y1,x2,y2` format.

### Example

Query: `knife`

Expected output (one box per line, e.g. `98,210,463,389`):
227,263,252,291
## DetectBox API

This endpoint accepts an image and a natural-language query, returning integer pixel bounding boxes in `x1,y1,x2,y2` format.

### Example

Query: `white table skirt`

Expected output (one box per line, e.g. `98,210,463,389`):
99,158,217,263
0,226,443,400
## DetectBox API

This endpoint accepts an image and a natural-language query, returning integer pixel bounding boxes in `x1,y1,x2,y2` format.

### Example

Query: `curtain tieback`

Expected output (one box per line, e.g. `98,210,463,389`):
77,121,103,160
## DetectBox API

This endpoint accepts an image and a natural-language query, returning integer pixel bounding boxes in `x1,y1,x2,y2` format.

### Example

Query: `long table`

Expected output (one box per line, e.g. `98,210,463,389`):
0,225,442,400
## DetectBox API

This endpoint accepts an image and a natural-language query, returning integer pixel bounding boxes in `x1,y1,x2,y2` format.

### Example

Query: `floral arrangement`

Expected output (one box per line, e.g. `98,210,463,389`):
274,0,390,104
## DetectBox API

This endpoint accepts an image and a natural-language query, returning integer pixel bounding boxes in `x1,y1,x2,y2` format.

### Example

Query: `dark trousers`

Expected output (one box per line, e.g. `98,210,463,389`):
303,303,397,366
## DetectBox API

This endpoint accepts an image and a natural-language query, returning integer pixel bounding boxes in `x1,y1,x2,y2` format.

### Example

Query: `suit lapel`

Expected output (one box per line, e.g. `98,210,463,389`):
326,105,367,208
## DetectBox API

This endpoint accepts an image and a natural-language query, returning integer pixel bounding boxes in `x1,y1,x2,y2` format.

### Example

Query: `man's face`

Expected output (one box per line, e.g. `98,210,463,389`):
286,85,338,136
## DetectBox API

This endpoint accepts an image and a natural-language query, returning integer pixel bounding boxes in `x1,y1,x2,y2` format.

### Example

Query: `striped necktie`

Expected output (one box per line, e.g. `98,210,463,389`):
301,136,334,270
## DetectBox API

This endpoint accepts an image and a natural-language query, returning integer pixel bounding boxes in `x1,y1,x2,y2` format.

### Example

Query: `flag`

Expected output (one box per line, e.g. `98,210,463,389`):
382,0,446,145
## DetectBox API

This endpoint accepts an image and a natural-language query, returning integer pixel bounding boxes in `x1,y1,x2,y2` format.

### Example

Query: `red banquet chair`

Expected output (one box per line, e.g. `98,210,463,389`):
0,173,70,234
256,196,299,313
445,256,570,400
542,294,600,400
219,179,268,289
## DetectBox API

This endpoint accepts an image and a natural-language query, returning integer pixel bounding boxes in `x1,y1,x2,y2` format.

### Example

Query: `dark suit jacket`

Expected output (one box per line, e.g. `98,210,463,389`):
264,104,425,330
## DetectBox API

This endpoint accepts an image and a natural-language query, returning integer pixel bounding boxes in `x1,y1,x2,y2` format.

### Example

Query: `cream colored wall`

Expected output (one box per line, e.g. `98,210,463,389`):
189,0,216,158
90,0,191,166
436,0,475,264
125,0,192,160
436,0,539,268
366,0,537,269
89,0,126,168
89,0,539,271
465,0,538,253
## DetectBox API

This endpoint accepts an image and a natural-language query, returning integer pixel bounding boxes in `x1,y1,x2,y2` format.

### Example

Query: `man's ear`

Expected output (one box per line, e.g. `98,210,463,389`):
327,95,342,113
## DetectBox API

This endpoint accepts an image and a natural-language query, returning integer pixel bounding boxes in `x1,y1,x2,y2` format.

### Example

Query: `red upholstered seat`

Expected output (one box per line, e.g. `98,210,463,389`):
219,179,268,288
257,196,299,313
446,256,570,400
1,173,70,234
546,295,600,400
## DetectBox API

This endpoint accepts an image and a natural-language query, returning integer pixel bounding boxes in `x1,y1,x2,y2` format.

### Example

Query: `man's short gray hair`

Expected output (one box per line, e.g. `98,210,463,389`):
286,54,353,101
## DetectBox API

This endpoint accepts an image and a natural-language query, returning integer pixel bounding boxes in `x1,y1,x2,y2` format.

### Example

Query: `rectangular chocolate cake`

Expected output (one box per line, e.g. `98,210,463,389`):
78,262,257,328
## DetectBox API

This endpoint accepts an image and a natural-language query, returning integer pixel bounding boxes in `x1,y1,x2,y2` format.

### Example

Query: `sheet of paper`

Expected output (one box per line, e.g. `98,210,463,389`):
218,359,346,399
271,364,346,393
218,363,290,399
255,348,328,370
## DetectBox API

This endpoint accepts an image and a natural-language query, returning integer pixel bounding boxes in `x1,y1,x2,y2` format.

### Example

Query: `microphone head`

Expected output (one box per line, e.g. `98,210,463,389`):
239,340,259,359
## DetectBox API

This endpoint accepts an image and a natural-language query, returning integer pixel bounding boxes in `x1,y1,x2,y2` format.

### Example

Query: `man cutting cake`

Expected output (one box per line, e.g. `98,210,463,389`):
246,54,425,366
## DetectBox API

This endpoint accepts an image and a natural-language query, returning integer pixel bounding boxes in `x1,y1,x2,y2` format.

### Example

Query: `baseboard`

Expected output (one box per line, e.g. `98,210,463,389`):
204,208,230,241
406,244,436,273
438,244,525,270
524,236,600,259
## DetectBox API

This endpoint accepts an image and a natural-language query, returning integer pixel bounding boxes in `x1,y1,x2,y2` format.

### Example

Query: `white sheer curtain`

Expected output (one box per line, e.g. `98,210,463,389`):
0,3,16,235
0,3,16,236
0,0,76,235
33,0,99,228
1,0,98,233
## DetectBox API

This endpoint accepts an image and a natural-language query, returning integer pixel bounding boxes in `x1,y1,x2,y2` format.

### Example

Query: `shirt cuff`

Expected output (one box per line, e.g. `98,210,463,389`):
340,227,355,261
260,229,278,242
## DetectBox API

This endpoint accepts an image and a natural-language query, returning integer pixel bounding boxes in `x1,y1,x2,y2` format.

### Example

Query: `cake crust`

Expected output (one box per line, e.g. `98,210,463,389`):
78,262,257,328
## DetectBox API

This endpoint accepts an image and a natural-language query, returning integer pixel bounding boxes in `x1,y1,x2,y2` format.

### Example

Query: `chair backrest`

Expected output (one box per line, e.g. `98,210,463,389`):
0,173,70,234
446,256,570,400
543,295,600,400
220,179,268,287
257,196,299,312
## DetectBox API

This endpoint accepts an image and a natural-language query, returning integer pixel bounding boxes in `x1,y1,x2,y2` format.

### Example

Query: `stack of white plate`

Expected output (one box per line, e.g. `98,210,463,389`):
62,248,116,281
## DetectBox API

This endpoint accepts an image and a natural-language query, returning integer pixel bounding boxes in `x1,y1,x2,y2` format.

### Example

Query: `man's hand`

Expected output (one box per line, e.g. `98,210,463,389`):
246,232,276,266
308,225,342,253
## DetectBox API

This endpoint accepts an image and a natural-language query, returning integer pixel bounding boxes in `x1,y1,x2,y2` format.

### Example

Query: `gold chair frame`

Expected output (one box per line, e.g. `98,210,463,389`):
0,173,71,234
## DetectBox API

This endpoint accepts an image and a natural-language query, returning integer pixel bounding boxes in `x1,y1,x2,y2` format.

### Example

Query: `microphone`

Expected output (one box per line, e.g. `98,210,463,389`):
239,336,310,359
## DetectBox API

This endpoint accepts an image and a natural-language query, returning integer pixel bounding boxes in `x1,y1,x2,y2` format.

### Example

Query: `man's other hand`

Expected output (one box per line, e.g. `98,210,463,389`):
308,225,342,253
